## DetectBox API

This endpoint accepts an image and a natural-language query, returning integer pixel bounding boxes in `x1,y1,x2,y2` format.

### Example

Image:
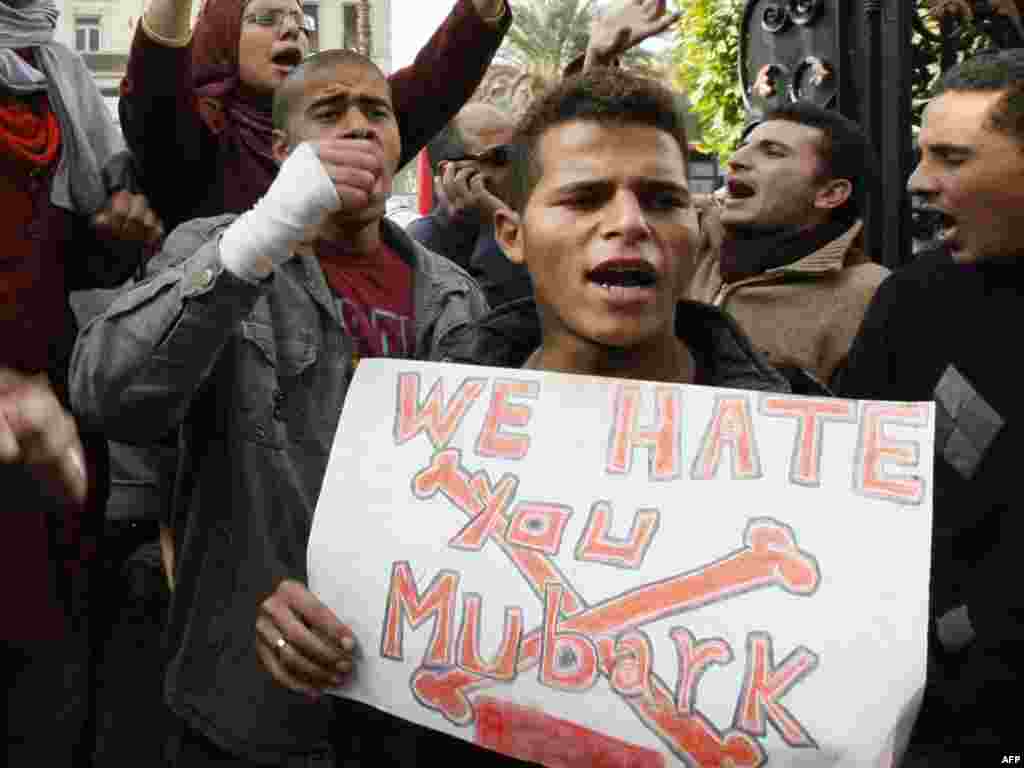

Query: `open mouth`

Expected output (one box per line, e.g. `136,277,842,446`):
935,210,961,250
272,47,303,69
587,261,658,290
725,178,756,200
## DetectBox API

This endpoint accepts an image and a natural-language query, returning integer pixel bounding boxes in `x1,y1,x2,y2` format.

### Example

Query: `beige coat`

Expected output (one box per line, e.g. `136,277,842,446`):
688,199,890,386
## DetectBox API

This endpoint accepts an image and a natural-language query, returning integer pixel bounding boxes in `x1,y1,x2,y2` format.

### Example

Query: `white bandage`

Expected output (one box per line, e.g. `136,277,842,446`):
219,142,340,282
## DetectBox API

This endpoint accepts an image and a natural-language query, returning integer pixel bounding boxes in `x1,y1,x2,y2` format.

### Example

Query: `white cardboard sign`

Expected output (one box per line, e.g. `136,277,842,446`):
308,359,934,768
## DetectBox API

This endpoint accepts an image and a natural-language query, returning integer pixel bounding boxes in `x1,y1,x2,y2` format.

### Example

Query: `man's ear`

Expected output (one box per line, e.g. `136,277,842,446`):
813,178,853,211
272,130,292,165
494,207,525,265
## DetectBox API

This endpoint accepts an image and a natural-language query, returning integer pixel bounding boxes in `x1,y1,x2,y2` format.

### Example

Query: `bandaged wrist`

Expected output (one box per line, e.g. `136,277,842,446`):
219,142,339,282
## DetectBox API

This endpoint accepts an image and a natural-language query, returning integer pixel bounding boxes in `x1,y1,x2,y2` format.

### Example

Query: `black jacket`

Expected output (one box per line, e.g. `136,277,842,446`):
407,207,532,308
439,297,791,394
840,256,1024,750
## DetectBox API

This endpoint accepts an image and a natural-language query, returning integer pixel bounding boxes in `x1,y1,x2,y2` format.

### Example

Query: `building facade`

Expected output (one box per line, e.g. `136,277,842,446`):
55,0,392,123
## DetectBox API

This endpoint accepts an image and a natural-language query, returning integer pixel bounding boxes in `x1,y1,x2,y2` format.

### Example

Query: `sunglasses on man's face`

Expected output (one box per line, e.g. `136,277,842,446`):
446,144,513,167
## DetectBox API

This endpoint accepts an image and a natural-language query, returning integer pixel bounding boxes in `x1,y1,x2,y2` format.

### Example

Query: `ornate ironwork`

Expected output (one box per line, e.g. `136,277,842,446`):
740,0,1024,266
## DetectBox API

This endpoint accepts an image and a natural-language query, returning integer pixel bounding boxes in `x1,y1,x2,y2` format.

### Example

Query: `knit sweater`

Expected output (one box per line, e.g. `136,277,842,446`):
840,255,1024,747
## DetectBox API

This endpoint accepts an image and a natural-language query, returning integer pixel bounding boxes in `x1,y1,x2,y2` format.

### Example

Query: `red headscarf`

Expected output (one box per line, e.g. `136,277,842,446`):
189,0,297,166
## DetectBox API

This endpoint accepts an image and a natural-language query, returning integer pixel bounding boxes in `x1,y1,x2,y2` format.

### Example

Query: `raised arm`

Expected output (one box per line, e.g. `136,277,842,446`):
70,138,369,444
120,0,212,228
584,0,681,70
390,0,512,171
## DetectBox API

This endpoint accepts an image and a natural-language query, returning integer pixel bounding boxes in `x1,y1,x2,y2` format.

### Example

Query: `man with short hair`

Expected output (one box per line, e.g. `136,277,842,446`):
442,68,788,394
409,102,531,307
839,49,1024,759
688,102,889,391
71,48,487,768
255,66,785,768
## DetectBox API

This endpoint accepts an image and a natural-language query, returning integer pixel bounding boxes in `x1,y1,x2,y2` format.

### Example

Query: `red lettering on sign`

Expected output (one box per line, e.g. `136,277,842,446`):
760,396,858,487
411,666,488,727
476,378,539,460
575,500,660,570
413,449,585,616
609,630,656,702
475,697,667,768
506,502,574,556
394,373,486,450
380,562,458,667
854,402,929,505
670,628,734,715
734,632,818,748
607,385,682,480
412,448,478,512
692,396,762,480
449,472,519,551
457,593,523,681
540,583,600,692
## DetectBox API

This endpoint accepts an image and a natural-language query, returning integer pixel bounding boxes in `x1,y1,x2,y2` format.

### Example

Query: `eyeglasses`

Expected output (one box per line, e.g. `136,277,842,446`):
243,9,316,33
446,144,513,167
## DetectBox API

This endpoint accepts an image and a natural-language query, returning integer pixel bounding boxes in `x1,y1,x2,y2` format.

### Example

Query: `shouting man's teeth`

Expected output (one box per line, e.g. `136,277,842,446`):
589,264,657,289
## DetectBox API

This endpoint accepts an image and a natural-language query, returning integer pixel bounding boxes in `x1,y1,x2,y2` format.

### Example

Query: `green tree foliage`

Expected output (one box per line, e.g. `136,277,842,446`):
500,0,595,84
499,0,657,87
669,0,745,157
670,0,1015,158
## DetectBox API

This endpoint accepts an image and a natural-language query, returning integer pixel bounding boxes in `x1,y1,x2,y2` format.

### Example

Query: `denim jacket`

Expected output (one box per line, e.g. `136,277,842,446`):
70,216,488,763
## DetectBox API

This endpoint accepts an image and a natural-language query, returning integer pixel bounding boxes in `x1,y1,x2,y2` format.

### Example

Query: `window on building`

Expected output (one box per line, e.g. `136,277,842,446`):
343,3,358,51
75,16,101,53
302,3,320,52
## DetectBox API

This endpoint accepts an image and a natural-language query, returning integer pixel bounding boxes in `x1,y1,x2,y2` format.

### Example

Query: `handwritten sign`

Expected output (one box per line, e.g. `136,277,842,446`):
308,360,934,768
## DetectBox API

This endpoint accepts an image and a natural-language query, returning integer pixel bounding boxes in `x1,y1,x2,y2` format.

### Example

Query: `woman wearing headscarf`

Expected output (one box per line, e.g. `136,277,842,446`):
0,1,162,764
122,0,512,231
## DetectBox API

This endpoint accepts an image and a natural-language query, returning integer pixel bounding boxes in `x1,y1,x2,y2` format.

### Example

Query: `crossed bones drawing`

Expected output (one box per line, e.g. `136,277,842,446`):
408,447,821,768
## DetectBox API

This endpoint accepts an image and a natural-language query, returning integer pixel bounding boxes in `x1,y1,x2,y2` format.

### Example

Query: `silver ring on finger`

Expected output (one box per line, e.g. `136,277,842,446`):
275,636,289,657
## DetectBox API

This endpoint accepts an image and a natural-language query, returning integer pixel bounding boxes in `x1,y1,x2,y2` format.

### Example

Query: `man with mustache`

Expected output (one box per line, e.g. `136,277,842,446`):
688,102,889,393
411,102,530,307
71,49,487,768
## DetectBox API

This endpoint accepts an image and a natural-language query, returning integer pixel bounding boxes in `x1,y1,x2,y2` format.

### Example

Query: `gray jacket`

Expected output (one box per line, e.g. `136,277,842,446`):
70,216,488,763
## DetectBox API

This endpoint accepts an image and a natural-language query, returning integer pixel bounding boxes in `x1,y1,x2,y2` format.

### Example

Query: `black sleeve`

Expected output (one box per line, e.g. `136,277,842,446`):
834,272,899,400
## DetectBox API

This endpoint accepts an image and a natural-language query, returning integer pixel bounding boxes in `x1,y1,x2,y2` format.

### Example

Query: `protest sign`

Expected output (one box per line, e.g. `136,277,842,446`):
308,359,934,767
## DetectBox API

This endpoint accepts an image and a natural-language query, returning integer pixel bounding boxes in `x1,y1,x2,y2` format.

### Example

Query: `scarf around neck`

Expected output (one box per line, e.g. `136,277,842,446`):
719,214,856,284
191,0,277,168
0,0,123,213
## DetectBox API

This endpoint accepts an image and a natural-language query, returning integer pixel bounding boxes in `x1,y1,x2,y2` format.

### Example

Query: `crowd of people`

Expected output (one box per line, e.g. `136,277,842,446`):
1,0,1019,765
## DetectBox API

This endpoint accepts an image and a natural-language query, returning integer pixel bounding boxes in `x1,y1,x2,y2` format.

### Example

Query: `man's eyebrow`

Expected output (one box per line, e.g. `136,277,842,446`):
756,138,791,152
308,93,392,112
551,178,691,198
924,141,972,155
551,179,614,195
639,178,690,194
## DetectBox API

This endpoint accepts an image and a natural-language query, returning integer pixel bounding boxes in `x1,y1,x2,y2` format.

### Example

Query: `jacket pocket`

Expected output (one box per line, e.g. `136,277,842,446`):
233,321,319,448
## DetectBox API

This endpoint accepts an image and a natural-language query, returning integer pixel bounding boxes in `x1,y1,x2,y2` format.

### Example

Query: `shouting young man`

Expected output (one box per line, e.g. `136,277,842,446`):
840,49,1024,761
71,49,486,768
689,103,889,392
443,68,787,396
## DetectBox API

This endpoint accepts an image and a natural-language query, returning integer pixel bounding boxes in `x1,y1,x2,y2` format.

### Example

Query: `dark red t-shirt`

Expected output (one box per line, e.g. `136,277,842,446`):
316,240,416,361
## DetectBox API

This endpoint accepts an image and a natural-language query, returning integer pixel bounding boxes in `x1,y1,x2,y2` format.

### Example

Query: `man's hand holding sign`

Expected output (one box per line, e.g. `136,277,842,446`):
305,360,933,768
